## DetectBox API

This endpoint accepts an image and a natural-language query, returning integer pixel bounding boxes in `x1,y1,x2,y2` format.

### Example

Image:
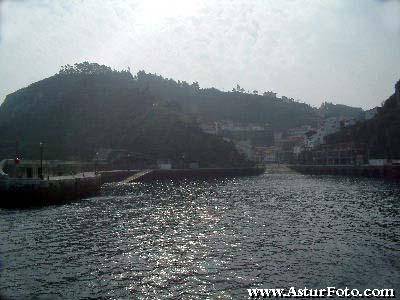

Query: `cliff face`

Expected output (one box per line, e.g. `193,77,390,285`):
0,63,248,167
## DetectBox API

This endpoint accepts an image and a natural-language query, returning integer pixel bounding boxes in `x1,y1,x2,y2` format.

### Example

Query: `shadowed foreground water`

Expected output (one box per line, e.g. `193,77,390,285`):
1,173,400,299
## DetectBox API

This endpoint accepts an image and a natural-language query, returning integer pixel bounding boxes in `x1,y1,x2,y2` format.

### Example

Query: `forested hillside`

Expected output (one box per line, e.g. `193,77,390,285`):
326,81,400,158
0,63,247,166
318,102,364,119
0,62,368,163
132,71,320,129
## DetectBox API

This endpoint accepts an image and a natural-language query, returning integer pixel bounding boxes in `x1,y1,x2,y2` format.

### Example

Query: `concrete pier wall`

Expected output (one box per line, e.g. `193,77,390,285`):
0,174,101,208
99,170,139,184
0,166,265,208
290,165,400,181
125,167,265,182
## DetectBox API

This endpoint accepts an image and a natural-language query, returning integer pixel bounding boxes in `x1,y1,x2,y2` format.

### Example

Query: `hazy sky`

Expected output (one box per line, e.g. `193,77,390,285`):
0,0,399,109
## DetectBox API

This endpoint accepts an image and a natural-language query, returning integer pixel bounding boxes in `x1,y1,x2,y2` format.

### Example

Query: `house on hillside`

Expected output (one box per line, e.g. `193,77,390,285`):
304,116,357,150
199,122,219,135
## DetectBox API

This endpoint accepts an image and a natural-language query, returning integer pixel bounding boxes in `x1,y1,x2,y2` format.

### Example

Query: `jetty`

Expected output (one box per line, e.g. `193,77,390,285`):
0,158,265,208
122,167,265,183
0,172,101,208
0,159,101,208
99,169,139,184
123,169,153,183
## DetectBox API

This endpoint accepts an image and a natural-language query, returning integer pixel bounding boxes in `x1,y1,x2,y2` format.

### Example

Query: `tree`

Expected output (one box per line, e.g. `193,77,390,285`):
191,81,200,91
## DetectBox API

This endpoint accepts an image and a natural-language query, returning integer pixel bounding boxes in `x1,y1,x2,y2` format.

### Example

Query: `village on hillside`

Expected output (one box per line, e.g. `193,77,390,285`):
199,107,381,166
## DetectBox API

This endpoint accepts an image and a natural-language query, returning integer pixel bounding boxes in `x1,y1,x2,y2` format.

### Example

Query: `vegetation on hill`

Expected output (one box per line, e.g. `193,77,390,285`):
0,63,248,166
0,62,368,164
325,81,400,158
318,102,364,119
132,71,320,129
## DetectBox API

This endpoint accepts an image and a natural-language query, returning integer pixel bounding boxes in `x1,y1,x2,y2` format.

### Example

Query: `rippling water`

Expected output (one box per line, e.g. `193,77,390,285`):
1,173,400,299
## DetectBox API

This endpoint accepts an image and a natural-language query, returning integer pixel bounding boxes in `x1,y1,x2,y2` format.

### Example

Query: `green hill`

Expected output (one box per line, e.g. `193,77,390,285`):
0,63,248,167
318,102,364,119
0,62,369,164
132,71,320,129
325,80,400,158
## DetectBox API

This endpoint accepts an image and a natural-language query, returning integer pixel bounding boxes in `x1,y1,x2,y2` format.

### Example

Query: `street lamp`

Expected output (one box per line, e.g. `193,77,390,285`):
14,139,21,165
94,152,99,175
39,142,44,179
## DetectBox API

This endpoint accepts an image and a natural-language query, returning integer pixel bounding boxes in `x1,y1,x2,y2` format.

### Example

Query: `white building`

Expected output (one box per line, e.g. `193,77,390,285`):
305,117,356,150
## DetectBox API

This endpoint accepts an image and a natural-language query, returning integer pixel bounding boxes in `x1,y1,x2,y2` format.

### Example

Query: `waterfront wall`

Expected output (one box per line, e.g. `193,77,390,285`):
290,165,400,181
99,170,139,184
1,159,93,179
125,167,265,182
0,174,101,208
0,166,264,208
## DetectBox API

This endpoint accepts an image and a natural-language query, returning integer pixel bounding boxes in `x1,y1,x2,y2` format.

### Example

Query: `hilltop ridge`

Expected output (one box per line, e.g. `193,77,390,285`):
0,63,247,167
324,79,400,159
0,62,368,165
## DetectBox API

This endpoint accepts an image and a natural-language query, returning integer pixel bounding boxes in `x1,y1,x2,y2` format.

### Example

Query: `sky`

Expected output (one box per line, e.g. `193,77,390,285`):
0,0,399,109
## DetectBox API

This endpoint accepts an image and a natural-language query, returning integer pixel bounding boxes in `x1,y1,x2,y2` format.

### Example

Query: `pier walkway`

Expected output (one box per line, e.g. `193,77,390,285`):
124,169,153,183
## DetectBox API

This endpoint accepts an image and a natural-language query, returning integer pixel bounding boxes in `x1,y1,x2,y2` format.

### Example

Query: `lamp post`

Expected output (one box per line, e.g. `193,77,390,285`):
15,139,19,161
14,139,20,165
39,142,44,179
94,152,99,175
13,139,20,177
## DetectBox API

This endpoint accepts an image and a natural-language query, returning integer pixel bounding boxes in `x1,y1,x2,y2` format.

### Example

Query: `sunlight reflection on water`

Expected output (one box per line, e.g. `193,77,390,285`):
1,174,400,299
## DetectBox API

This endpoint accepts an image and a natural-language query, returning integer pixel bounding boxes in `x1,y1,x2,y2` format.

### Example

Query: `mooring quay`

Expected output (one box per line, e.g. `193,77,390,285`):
0,173,101,208
0,159,265,208
122,167,265,183
289,164,400,181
